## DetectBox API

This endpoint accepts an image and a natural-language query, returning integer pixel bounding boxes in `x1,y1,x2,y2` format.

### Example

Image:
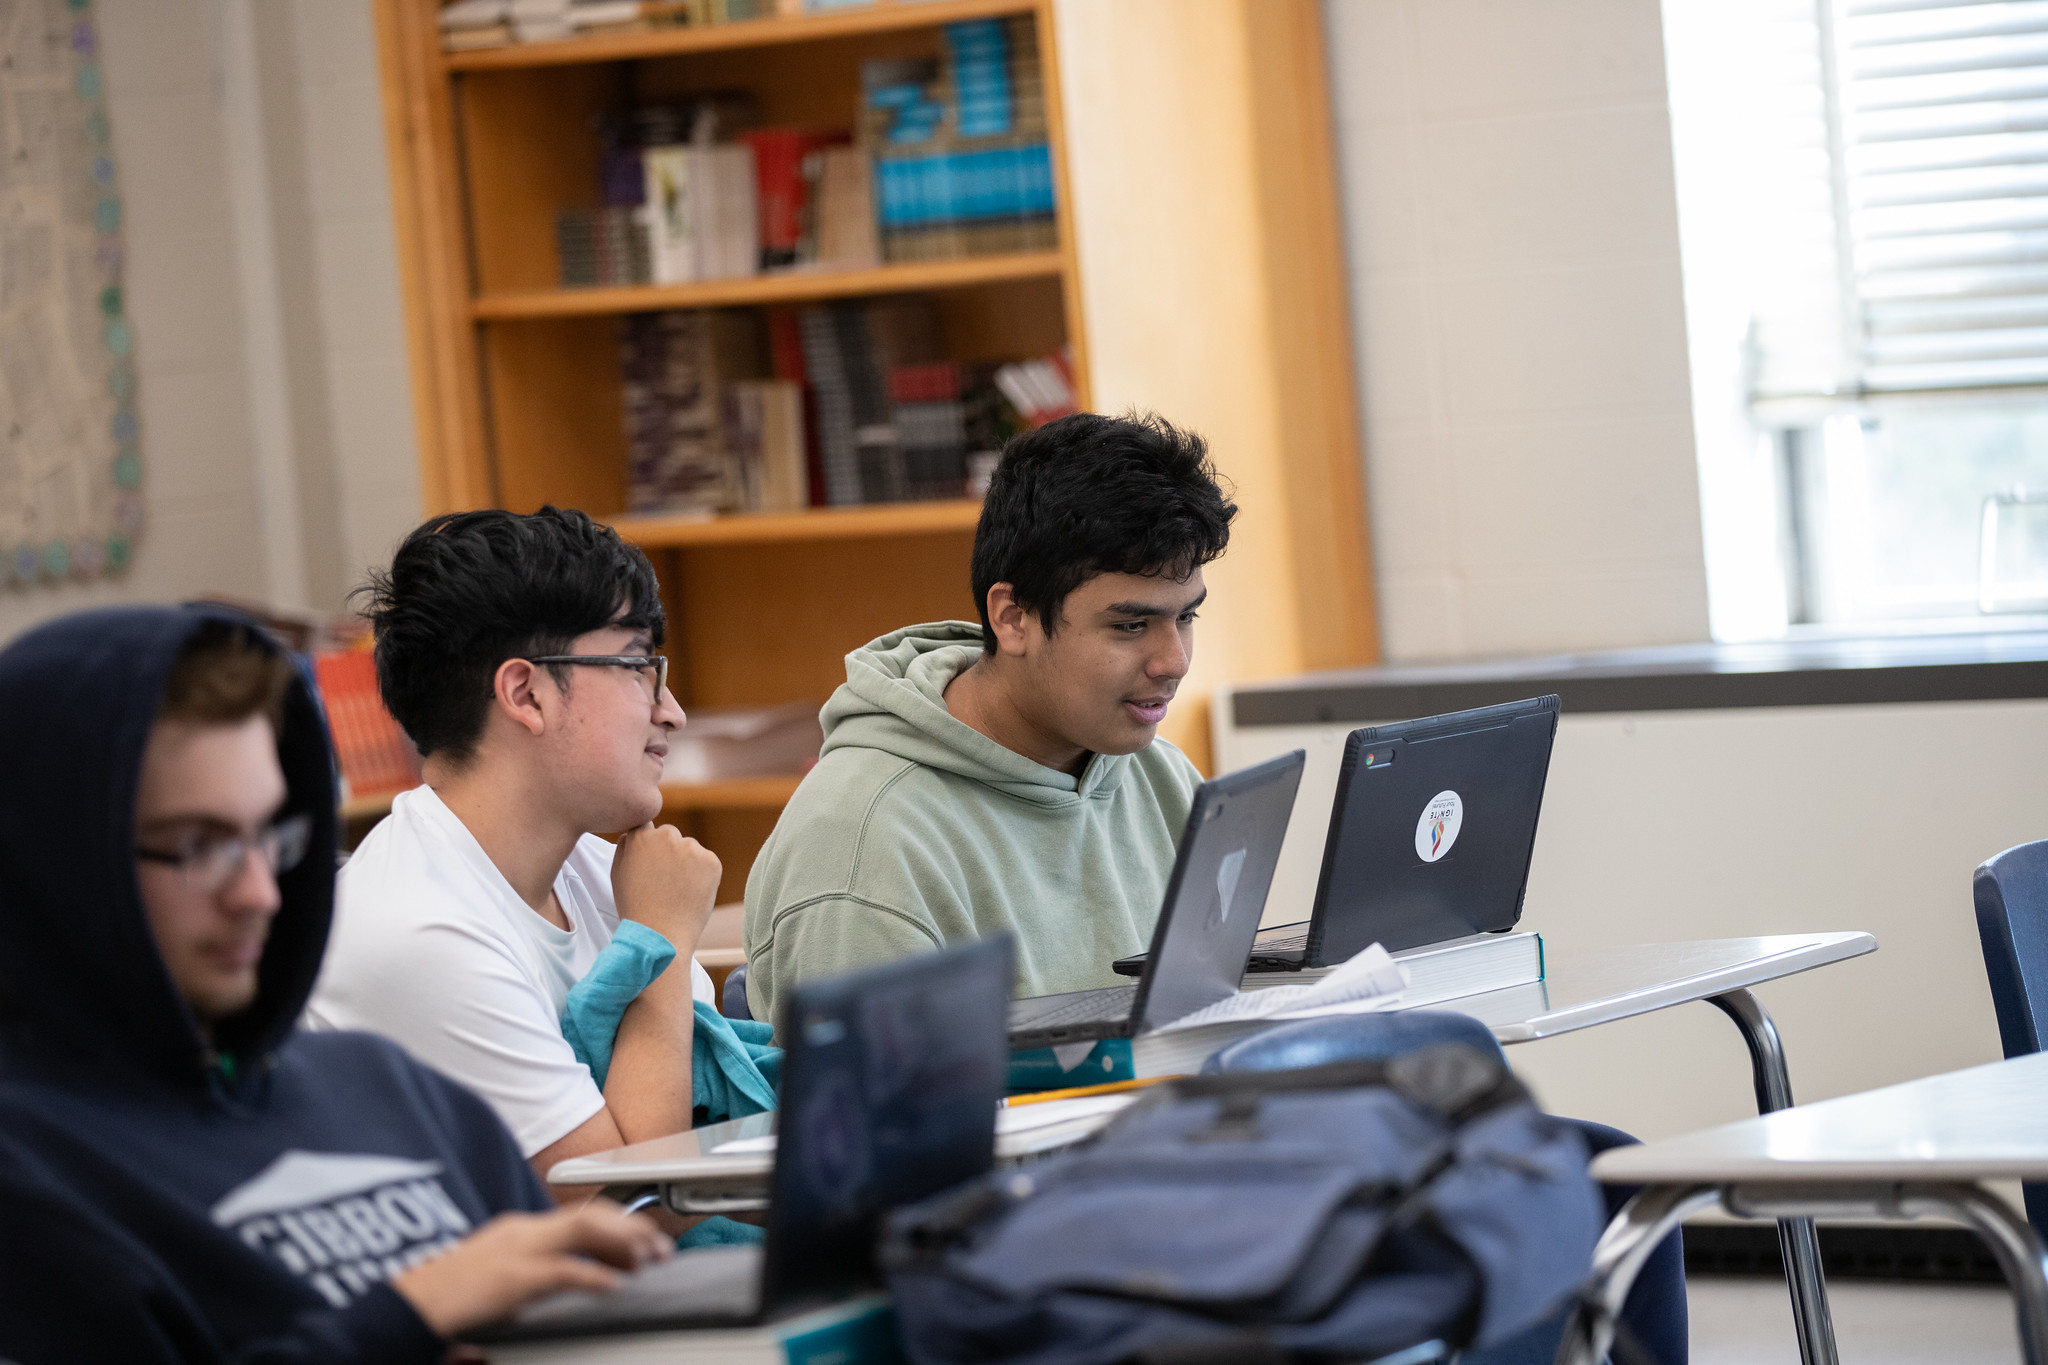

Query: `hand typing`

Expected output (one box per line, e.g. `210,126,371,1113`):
391,1200,672,1339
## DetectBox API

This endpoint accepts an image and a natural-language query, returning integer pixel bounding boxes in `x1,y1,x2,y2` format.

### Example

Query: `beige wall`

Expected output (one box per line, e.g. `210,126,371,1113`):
1323,0,1712,661
0,0,417,645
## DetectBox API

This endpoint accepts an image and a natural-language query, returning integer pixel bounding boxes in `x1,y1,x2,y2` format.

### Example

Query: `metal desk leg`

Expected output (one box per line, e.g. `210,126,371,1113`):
1556,1184,1720,1365
1914,1184,2048,1365
1706,988,1839,1365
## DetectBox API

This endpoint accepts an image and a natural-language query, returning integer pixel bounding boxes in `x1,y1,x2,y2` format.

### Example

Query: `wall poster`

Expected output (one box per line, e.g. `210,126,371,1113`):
0,0,140,588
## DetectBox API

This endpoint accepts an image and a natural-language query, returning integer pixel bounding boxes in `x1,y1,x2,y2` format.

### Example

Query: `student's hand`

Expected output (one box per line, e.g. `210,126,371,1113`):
390,1201,672,1339
613,821,721,952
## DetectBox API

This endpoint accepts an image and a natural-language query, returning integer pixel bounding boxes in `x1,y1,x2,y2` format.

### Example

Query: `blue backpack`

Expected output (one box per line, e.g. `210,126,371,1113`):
881,1045,1604,1364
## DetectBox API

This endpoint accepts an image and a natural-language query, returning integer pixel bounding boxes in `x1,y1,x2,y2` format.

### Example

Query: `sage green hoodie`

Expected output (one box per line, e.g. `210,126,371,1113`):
743,620,1202,1030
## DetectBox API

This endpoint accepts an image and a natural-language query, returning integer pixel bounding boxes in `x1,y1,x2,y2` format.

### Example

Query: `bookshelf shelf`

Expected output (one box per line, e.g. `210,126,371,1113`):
379,0,1377,902
616,497,981,547
660,774,804,809
338,776,803,830
444,0,1037,71
472,251,1063,320
340,792,408,824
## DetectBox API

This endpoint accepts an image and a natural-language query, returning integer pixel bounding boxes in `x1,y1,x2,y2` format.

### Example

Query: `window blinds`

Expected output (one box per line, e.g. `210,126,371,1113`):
1779,0,2048,399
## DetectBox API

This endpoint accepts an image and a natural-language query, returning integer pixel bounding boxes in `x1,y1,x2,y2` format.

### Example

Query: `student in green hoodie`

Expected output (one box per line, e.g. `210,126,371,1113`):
744,411,1235,1028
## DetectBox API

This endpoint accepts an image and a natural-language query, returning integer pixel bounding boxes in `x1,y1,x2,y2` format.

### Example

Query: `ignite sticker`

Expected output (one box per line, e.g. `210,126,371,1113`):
1414,790,1463,863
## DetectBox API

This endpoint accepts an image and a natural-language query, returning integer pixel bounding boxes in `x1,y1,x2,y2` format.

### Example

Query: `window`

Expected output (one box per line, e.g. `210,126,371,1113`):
1666,0,2048,636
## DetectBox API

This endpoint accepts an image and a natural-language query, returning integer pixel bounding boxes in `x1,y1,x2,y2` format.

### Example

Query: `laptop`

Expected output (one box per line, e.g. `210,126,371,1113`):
1246,694,1560,970
473,935,1015,1342
1007,749,1305,1049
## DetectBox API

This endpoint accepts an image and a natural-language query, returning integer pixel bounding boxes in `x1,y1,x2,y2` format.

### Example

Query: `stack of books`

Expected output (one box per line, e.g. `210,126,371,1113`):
992,352,1076,429
619,309,768,516
862,19,1056,263
544,17,1054,286
310,650,422,805
554,208,648,288
557,100,880,288
618,300,1066,517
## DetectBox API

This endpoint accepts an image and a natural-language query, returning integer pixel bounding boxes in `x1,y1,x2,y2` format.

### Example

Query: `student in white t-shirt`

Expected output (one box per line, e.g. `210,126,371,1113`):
306,507,723,1195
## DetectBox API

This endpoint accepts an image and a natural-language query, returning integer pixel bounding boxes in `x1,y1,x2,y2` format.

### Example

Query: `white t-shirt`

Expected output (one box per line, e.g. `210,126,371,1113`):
305,786,715,1157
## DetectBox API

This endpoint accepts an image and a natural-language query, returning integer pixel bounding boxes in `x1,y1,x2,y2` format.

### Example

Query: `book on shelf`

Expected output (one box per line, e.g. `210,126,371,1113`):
310,650,423,804
640,142,758,285
744,129,846,270
555,206,649,288
992,351,1075,429
620,309,767,515
725,379,809,514
808,145,880,268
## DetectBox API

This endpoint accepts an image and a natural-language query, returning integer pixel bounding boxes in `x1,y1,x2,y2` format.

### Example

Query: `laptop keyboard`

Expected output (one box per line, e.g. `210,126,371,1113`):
1254,930,1309,954
1018,984,1139,1029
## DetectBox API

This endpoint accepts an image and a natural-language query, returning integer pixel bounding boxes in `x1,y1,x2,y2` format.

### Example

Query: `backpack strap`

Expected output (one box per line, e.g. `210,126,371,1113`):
1158,1043,1525,1126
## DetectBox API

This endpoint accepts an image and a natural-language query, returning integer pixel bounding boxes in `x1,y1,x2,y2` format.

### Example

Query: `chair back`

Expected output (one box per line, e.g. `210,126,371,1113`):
1974,839,2048,1231
721,963,753,1021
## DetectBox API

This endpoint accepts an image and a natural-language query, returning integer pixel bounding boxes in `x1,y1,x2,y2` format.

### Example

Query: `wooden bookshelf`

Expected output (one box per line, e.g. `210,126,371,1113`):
472,250,1063,320
375,0,1083,898
374,0,1378,902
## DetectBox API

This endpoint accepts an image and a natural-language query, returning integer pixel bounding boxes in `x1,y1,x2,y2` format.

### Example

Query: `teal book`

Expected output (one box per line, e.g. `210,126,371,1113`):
1006,1037,1134,1092
484,1296,904,1364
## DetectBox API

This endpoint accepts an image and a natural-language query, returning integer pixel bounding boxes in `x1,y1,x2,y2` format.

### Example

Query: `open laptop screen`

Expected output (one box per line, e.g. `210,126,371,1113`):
1133,750,1305,1029
1309,695,1559,962
762,935,1012,1309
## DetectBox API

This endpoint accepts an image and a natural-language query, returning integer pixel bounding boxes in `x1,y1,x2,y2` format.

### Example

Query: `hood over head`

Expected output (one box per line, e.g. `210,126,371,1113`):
818,620,1133,808
0,604,339,1090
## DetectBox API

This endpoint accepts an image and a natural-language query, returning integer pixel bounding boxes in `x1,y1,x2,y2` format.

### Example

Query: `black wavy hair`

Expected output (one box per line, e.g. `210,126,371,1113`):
354,506,665,762
970,411,1236,652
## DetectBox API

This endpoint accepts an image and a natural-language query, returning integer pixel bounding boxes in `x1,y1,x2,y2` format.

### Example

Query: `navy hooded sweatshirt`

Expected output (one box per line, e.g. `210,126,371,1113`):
0,605,553,1365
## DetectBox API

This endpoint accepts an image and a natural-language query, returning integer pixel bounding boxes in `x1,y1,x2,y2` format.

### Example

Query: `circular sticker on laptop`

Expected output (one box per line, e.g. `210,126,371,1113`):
1415,790,1463,863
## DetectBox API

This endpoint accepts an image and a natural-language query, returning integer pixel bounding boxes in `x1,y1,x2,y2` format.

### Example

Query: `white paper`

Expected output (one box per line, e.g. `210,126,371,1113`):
996,1094,1137,1134
708,1134,778,1155
1150,944,1408,1034
1050,1041,1099,1072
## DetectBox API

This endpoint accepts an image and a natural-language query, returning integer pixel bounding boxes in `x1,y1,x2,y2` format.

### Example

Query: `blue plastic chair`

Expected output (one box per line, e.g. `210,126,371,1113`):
1973,839,2048,1231
721,963,753,1021
1206,1012,1689,1365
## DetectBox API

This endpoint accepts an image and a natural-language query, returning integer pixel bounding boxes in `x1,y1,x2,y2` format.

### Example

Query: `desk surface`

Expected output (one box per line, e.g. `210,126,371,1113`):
548,1094,1136,1187
1435,932,1876,1043
1594,1051,2048,1184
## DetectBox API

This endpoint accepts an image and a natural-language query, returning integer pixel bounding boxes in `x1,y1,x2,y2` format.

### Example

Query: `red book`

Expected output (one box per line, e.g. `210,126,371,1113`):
743,129,835,267
312,651,421,800
766,306,807,383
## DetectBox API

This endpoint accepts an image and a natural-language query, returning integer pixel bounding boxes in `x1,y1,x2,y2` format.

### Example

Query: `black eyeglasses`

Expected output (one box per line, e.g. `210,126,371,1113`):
526,654,670,704
137,812,314,895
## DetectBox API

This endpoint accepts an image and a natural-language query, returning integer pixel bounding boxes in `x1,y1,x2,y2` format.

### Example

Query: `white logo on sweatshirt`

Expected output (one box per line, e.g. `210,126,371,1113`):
212,1151,473,1308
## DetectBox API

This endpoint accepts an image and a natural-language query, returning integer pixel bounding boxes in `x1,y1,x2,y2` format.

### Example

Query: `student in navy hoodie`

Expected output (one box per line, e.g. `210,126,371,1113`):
0,604,674,1364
